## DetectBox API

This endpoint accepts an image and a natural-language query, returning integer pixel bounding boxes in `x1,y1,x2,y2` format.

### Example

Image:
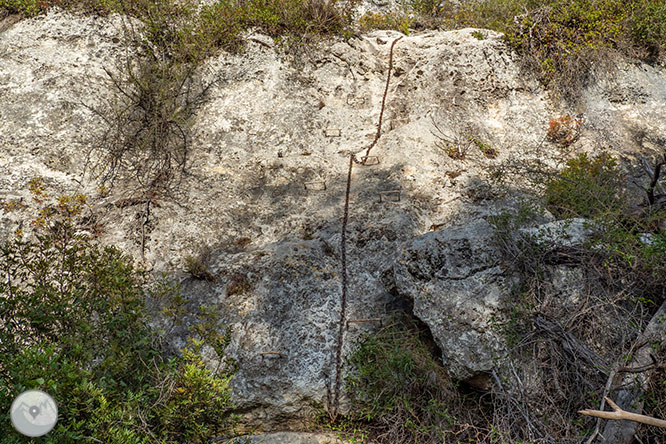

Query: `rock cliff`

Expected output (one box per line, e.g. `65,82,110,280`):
1,10,665,430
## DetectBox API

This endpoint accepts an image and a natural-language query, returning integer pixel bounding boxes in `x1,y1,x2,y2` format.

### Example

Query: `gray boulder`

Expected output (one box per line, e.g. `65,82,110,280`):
384,219,509,381
384,217,595,383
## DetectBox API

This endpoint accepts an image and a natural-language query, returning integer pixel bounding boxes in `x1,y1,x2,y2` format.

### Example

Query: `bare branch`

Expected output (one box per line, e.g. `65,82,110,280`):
580,396,666,429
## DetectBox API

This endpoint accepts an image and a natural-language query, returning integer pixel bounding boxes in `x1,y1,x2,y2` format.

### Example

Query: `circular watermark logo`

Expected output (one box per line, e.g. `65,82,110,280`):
10,390,58,437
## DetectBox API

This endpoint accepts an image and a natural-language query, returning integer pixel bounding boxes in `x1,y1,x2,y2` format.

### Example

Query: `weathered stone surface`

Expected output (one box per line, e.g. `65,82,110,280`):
383,217,596,382
518,218,592,248
1,9,666,429
383,219,508,380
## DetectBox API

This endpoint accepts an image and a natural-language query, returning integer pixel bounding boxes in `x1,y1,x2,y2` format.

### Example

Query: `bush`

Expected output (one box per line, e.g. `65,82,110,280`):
0,199,235,443
238,0,352,37
0,0,115,16
628,0,666,60
544,152,625,219
358,11,412,34
441,0,535,32
342,317,483,444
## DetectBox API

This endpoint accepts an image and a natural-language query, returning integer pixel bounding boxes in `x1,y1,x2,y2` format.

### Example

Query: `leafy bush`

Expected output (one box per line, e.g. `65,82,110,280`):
440,0,535,32
343,318,476,444
544,152,625,219
628,0,666,60
0,198,235,443
358,11,412,34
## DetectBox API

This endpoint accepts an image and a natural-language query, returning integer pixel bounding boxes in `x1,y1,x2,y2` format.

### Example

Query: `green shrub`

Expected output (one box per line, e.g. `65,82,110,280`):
344,318,462,444
238,0,352,37
1,0,353,43
0,0,114,16
0,200,235,443
628,0,666,60
442,0,538,32
358,11,412,34
544,152,625,219
503,0,623,96
185,255,216,282
591,218,666,298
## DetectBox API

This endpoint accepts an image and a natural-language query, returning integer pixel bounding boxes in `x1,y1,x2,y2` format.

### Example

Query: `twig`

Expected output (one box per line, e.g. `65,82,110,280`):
580,396,666,428
646,153,666,206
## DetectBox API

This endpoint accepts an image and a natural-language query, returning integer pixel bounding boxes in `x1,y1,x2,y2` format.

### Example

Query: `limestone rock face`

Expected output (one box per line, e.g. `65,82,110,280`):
384,219,508,380
383,217,598,383
1,9,666,429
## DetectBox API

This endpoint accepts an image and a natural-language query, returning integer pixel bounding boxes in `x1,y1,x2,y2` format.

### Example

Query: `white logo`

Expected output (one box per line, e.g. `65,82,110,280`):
10,390,58,437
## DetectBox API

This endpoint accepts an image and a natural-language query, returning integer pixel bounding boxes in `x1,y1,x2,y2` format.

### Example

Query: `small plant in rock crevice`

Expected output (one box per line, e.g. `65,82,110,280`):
340,316,491,444
546,115,582,146
185,254,216,282
226,272,252,296
469,136,498,159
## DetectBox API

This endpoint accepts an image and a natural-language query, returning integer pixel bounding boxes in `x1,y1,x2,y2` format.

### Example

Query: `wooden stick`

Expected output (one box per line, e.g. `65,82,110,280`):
598,299,666,442
580,396,666,429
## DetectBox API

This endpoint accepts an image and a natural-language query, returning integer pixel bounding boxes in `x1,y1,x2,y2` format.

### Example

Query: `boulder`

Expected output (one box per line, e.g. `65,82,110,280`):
384,219,509,381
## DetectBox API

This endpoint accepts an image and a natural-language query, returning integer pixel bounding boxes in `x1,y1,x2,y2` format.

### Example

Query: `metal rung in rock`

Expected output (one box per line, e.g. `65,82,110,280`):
304,180,327,191
259,352,284,358
378,190,401,202
324,128,341,137
360,156,380,166
346,97,367,106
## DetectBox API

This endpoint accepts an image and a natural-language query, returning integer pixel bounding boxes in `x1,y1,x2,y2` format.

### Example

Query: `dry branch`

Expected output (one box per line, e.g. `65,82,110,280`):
580,396,666,428
585,300,666,443
644,152,666,206
534,314,609,375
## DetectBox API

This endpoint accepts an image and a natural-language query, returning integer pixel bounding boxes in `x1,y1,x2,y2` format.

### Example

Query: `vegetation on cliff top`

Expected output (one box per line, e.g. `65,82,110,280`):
2,0,663,99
